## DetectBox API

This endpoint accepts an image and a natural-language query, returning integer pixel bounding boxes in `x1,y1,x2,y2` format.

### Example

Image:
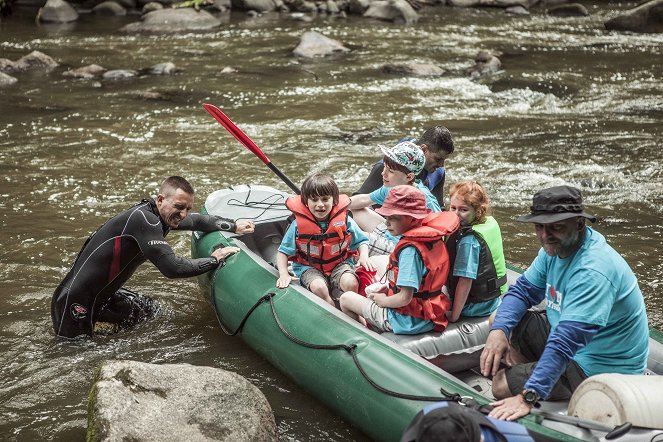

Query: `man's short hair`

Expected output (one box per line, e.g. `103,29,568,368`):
418,126,454,154
160,176,194,196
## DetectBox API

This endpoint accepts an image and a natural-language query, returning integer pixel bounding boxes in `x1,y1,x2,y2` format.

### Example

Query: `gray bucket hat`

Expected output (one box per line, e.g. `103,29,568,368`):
517,185,596,224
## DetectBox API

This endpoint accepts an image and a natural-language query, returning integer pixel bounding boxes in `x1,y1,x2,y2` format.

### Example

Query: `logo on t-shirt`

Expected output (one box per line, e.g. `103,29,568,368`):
547,284,563,312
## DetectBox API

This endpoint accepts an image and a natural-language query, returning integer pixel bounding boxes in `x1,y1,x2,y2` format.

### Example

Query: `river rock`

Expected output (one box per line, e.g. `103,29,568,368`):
348,0,370,14
0,71,18,87
547,3,588,16
382,62,445,76
92,1,127,15
62,64,107,78
363,0,418,24
103,69,139,79
232,0,276,11
142,1,163,12
5,51,60,74
87,360,277,442
37,0,79,23
292,30,350,57
448,0,527,8
326,0,340,13
467,49,502,78
604,0,663,33
147,62,178,74
121,8,222,32
505,5,528,14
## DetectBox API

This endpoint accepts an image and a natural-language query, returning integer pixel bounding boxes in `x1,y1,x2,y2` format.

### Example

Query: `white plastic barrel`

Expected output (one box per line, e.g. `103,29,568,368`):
567,373,663,429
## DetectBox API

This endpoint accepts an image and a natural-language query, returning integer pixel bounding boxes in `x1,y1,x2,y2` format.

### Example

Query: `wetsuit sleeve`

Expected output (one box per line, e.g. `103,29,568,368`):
133,213,220,278
354,162,384,195
490,275,545,337
174,213,237,233
524,321,600,399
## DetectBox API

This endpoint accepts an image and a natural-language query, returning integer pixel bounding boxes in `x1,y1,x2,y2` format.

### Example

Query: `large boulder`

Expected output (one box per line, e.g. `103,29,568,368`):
37,0,79,22
604,0,663,33
231,0,276,11
87,360,277,442
348,0,371,14
92,1,128,15
292,31,350,57
363,0,419,23
121,8,222,32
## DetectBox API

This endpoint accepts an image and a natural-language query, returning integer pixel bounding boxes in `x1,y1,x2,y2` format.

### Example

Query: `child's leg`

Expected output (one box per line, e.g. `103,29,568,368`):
300,268,334,307
339,291,369,322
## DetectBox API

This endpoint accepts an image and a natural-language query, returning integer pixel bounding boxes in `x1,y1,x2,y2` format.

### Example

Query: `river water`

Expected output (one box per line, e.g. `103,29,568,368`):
1,3,662,440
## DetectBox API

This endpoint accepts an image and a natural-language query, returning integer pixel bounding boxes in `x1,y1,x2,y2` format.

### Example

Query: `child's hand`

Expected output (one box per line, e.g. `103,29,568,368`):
234,220,255,234
370,292,388,307
365,282,388,295
357,255,376,272
276,275,297,288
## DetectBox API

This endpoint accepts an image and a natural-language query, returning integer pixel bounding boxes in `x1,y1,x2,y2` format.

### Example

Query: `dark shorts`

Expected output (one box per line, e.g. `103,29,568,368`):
505,310,588,400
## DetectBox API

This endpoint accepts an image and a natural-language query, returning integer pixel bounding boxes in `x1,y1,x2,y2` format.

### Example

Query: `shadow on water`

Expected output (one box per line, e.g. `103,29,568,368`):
1,1,662,440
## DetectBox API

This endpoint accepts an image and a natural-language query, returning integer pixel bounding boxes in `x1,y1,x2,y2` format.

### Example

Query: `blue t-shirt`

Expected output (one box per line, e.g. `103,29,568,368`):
386,246,435,335
523,227,649,376
278,217,368,278
452,234,501,317
369,182,441,244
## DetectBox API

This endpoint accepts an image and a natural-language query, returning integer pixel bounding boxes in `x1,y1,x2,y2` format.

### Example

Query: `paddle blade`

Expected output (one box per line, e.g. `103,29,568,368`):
202,103,271,165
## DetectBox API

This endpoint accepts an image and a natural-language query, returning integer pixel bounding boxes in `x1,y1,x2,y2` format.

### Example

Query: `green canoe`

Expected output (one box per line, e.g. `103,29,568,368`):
192,185,663,442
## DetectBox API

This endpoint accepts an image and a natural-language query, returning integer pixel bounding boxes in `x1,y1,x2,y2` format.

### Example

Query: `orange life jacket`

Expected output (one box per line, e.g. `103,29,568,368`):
386,211,459,331
285,194,354,276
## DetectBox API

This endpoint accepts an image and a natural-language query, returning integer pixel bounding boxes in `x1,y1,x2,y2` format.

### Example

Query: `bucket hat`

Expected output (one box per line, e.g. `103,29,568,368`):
517,185,596,224
380,141,425,175
375,185,431,219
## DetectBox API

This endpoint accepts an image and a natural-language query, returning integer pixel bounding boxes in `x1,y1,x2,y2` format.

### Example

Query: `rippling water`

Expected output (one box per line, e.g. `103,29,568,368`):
1,3,662,440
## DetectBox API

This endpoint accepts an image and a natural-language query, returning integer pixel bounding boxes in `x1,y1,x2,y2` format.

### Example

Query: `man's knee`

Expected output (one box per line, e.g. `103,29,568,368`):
491,369,512,399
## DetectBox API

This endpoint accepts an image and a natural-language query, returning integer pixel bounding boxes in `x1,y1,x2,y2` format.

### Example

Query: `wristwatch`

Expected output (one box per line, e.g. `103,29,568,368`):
520,388,541,408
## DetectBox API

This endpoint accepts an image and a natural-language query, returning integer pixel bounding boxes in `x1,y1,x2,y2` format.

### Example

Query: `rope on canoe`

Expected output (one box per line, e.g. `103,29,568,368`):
210,284,468,404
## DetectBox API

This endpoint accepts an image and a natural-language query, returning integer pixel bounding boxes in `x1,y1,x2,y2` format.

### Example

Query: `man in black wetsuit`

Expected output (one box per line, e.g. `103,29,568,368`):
355,126,455,209
51,176,254,339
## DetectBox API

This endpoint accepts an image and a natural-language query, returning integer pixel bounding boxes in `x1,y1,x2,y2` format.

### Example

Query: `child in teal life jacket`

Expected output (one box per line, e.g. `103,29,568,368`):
276,173,374,307
340,185,458,334
447,180,507,322
349,141,442,257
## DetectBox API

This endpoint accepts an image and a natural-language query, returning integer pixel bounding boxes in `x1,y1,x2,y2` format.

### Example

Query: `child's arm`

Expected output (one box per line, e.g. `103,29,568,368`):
371,286,414,308
354,243,375,272
276,251,296,288
448,277,472,322
349,194,373,210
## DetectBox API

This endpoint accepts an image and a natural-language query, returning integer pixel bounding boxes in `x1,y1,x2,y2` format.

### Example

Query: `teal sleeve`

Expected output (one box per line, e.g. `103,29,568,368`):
277,221,297,257
369,186,388,205
347,218,368,249
395,246,425,291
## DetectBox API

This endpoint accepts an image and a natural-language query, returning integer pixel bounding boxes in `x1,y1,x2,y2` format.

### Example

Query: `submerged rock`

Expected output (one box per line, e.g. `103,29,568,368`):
292,30,350,57
147,62,178,75
0,71,18,87
382,62,445,76
2,51,59,74
62,64,107,78
467,49,502,78
87,360,277,442
121,8,222,32
92,1,127,15
103,69,139,79
232,0,276,11
547,3,588,16
604,0,663,33
448,0,528,8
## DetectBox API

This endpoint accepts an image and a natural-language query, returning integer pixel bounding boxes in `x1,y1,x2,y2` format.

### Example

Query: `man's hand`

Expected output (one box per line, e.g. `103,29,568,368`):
489,395,533,421
235,220,255,234
212,246,240,261
480,329,510,377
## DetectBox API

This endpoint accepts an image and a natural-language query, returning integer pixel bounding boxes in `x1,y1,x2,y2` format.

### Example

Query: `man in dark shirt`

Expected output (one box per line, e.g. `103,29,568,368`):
51,176,254,339
355,126,455,208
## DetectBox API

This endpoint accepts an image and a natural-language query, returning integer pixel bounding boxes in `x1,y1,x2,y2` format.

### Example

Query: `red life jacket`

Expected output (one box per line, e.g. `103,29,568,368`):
386,211,459,331
285,194,354,276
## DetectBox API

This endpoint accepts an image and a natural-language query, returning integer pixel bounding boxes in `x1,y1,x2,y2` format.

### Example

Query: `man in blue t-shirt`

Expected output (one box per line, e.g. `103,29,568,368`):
480,185,649,421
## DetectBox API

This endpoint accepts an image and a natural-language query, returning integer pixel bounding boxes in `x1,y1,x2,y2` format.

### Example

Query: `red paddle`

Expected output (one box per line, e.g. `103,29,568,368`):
203,103,301,195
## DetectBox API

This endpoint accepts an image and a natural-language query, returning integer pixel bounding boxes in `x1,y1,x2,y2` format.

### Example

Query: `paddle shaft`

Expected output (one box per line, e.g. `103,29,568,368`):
202,103,301,195
531,409,632,440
